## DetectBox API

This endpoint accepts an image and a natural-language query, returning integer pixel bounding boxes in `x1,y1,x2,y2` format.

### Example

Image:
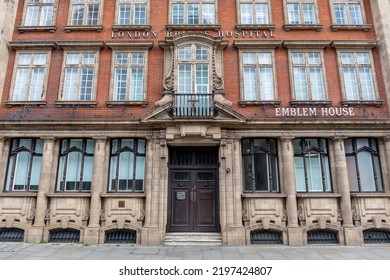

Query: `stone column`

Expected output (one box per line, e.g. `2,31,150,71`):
332,138,354,227
85,137,107,244
382,137,390,192
0,138,6,192
29,137,55,243
280,137,302,245
281,137,299,227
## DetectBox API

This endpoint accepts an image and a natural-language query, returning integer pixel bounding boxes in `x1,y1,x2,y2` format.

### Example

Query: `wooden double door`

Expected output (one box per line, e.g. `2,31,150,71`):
168,169,219,232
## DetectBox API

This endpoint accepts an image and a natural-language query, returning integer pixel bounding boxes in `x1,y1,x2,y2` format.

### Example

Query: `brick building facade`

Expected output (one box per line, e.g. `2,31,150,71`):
1,0,390,245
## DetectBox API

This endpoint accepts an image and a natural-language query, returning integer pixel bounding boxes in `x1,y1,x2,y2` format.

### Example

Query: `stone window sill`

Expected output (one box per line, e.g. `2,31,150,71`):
241,193,286,198
64,25,103,32
290,100,332,107
101,193,146,198
341,100,383,107
5,101,47,108
106,101,148,107
296,193,341,198
235,24,276,31
112,25,152,31
330,24,370,32
55,101,98,107
166,24,221,31
0,192,38,197
238,100,281,107
283,24,323,31
18,26,56,33
350,193,390,198
47,193,91,198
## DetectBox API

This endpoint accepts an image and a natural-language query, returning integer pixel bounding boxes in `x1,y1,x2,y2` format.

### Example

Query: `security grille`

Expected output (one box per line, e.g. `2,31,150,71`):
169,147,219,167
363,230,390,243
0,228,24,242
307,230,339,244
48,229,80,243
251,230,283,244
105,230,136,244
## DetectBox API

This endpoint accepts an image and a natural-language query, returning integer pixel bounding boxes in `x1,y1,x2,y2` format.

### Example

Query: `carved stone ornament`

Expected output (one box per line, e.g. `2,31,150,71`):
297,207,305,222
138,209,145,222
282,209,288,222
99,209,106,221
242,210,249,222
352,208,360,221
82,209,90,221
44,209,51,221
337,209,343,222
27,209,36,221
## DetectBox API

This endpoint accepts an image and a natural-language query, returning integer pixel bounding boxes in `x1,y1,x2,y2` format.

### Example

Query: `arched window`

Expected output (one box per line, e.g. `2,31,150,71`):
345,138,383,192
294,138,332,192
175,43,213,117
6,139,43,191
108,139,146,192
56,139,94,192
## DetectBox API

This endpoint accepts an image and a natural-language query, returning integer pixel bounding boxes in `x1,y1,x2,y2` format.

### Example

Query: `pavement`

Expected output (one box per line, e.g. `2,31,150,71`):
0,242,390,260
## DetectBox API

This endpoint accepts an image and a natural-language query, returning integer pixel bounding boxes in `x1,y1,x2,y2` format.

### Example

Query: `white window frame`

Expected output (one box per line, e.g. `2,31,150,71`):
288,50,328,101
9,51,51,102
337,50,379,101
237,0,271,25
59,51,99,102
284,0,319,25
110,50,148,101
68,0,103,26
330,0,366,25
175,42,212,93
239,50,277,101
115,0,149,25
169,0,218,25
22,0,57,27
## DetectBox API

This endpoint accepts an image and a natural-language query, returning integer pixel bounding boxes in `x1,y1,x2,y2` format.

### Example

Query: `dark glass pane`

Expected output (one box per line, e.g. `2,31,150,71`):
254,152,269,191
172,172,190,181
242,156,253,192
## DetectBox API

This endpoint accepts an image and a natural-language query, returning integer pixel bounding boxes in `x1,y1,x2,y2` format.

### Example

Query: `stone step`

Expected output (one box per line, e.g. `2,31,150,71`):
164,233,223,246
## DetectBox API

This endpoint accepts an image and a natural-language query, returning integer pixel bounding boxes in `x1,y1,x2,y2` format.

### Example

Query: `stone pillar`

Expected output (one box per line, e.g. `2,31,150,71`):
382,137,390,192
223,138,245,245
280,137,302,245
84,137,107,244
332,137,360,245
332,138,354,227
142,134,165,245
0,138,6,192
29,137,55,243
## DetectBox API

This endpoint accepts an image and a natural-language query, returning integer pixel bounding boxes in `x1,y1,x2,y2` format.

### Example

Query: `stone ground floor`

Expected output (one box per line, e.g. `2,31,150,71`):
1,123,390,246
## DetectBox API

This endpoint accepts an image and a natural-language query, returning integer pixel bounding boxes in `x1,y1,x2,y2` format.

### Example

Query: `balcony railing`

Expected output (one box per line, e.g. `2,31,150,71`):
169,92,218,118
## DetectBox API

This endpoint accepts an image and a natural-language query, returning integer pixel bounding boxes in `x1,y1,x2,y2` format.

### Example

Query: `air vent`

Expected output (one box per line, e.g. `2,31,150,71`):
0,228,24,242
251,230,283,244
363,229,390,244
49,229,80,243
307,230,339,244
105,229,136,244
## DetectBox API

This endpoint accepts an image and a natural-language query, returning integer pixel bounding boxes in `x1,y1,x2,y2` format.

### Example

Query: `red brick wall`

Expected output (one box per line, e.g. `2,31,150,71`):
1,0,387,121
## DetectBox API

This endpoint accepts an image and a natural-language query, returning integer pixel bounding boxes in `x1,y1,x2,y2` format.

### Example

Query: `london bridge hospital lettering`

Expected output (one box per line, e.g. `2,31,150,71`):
275,107,355,117
111,30,275,39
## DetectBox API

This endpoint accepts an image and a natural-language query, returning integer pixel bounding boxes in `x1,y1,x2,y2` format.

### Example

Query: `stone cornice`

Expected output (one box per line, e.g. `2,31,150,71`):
331,40,378,49
8,41,57,50
283,40,332,49
105,41,154,49
56,41,105,49
233,40,282,49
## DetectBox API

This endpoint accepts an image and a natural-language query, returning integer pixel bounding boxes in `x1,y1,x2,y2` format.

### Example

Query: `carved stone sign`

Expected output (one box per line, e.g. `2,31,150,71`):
275,107,355,117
